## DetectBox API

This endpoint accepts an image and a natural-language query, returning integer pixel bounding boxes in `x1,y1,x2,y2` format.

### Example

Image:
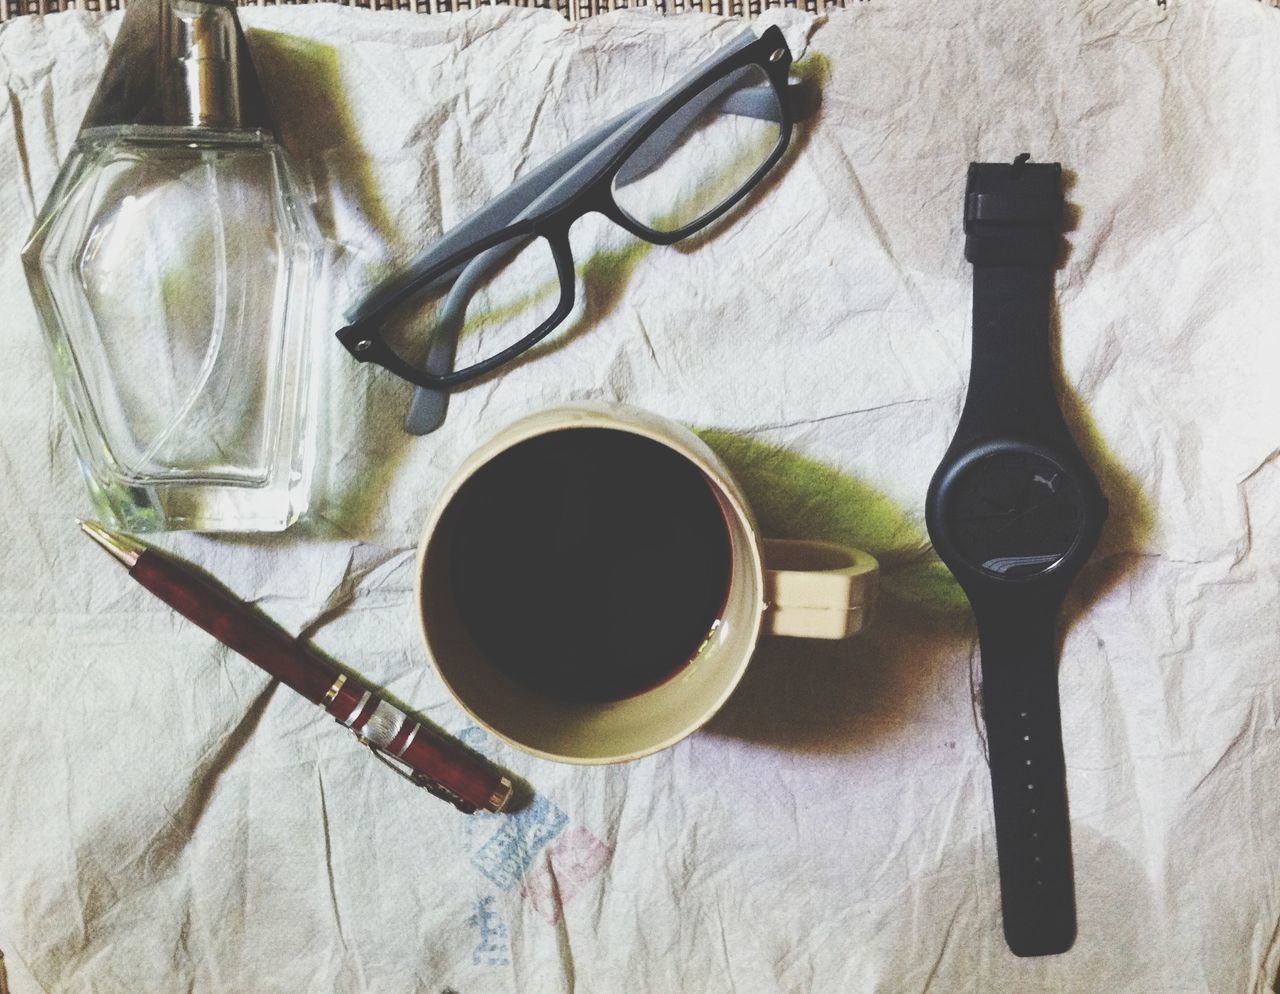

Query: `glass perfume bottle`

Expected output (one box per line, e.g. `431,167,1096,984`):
23,0,322,532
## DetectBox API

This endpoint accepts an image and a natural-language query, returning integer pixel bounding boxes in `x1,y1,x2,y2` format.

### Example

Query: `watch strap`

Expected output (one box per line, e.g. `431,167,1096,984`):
974,596,1076,956
957,156,1070,447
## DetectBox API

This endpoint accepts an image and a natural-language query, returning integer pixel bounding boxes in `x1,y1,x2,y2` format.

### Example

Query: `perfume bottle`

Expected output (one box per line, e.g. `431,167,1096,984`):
23,0,322,532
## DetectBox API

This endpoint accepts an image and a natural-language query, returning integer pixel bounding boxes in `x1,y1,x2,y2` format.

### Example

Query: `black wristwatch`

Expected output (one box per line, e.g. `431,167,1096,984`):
925,155,1108,957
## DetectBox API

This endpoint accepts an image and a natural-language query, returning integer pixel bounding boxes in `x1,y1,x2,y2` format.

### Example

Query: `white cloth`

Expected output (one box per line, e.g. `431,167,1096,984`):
1,2,1279,991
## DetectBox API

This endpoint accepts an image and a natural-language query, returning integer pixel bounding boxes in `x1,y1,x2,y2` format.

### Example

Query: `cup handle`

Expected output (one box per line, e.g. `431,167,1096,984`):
762,538,880,640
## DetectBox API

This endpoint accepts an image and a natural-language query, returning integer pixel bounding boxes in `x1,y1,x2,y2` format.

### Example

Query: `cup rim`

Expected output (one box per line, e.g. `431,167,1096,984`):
413,403,767,765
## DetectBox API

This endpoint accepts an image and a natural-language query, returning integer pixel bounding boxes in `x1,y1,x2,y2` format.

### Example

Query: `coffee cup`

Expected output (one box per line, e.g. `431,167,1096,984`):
415,403,878,764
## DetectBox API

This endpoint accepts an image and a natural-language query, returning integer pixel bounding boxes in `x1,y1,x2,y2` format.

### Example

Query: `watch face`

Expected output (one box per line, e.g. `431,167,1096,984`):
943,449,1088,579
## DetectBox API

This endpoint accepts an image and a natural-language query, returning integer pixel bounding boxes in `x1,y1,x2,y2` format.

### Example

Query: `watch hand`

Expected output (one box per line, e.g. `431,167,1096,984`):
996,504,1043,527
959,508,1022,524
1011,473,1035,513
978,491,1018,514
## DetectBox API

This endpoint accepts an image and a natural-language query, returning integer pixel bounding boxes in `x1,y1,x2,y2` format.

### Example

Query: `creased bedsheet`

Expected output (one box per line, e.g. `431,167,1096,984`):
1,1,1278,991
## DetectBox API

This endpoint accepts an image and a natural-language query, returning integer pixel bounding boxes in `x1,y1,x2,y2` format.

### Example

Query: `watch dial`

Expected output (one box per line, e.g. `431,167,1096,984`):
944,450,1087,579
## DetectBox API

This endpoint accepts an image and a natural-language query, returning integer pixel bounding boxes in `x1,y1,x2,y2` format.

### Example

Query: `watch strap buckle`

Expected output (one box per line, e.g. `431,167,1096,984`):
964,154,1064,267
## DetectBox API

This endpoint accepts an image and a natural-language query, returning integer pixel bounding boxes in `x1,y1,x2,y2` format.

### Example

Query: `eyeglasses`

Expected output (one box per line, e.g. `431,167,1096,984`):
337,27,796,435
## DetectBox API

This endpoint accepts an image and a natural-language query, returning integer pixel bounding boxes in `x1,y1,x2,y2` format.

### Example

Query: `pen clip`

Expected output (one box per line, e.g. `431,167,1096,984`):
358,736,478,814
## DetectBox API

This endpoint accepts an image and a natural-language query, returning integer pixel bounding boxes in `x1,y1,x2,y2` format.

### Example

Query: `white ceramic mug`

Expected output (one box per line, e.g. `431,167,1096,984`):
415,403,879,764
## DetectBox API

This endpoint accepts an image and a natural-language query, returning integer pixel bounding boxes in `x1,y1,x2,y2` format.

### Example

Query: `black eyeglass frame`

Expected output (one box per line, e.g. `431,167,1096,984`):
336,27,794,390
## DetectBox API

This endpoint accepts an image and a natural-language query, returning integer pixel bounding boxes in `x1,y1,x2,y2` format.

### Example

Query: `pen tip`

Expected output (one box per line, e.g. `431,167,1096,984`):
80,519,144,568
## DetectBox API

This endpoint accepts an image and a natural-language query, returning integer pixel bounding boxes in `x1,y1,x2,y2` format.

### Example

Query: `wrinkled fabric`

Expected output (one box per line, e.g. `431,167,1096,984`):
1,2,1278,991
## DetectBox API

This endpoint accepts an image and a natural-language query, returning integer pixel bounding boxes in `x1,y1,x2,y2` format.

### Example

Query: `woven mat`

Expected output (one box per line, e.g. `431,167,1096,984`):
0,0,849,22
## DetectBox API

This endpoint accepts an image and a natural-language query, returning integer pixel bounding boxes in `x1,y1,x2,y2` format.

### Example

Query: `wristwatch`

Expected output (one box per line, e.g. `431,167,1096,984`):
925,155,1108,957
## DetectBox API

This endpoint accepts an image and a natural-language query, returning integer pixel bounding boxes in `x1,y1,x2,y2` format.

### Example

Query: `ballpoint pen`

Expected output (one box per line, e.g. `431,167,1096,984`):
80,520,512,814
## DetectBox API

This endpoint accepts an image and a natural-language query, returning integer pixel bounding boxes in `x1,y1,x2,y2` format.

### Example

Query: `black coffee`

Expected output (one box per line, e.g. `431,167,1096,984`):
445,428,733,702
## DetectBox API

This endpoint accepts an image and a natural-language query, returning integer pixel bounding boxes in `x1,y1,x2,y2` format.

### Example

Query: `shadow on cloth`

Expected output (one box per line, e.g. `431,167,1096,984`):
887,822,1160,984
247,30,420,540
696,429,1150,756
696,431,970,755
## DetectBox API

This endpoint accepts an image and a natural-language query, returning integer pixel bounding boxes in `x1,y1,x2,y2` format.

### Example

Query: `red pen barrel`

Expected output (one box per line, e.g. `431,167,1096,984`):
130,550,510,813
399,724,507,810
131,550,336,703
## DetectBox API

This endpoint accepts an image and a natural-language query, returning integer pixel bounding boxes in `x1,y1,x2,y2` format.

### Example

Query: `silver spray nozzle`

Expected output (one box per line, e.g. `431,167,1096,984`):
78,0,274,134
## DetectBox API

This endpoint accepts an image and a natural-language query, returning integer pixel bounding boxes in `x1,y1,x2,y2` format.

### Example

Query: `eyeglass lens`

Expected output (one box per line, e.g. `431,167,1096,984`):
611,64,784,235
380,233,563,374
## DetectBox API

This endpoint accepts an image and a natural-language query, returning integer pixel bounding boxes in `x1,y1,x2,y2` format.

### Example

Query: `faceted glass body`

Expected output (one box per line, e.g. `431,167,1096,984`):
24,126,320,532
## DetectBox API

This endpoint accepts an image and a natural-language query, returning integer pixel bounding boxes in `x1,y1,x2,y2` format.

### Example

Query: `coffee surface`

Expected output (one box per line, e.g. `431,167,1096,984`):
447,428,733,701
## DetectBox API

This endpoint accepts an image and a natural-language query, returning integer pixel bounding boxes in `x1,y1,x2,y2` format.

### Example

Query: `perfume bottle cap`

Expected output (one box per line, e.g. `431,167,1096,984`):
79,0,275,133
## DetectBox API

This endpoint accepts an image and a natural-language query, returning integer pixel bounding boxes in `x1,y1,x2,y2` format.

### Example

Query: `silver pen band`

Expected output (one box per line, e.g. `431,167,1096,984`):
361,700,406,750
395,721,420,758
343,690,372,728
